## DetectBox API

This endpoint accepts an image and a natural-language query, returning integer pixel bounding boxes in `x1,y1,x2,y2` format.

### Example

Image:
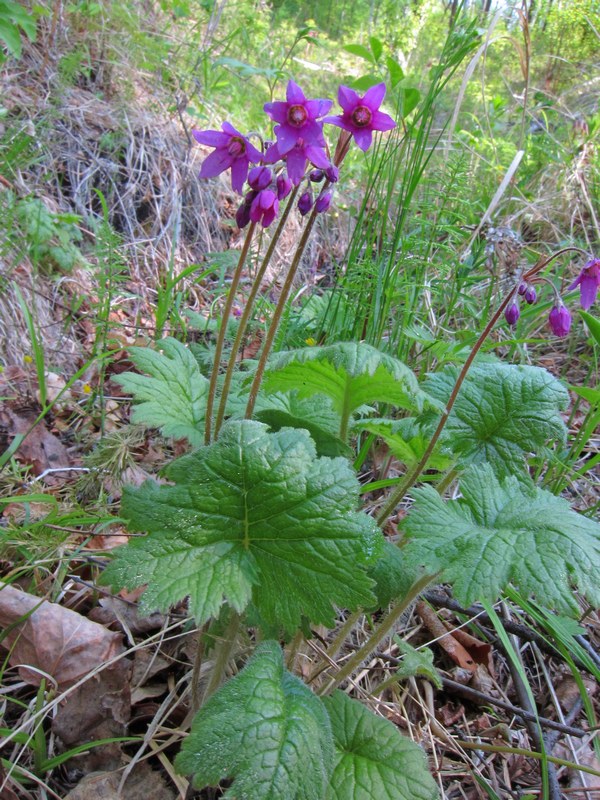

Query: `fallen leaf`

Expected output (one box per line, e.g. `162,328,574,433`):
0,582,123,687
63,762,176,800
1,405,72,480
417,601,477,672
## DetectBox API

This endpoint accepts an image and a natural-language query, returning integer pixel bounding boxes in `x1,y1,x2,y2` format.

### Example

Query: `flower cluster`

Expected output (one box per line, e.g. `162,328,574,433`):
192,79,396,228
505,256,599,337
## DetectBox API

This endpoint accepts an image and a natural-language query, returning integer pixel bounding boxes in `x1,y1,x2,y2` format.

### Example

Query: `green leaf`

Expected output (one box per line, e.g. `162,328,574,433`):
114,337,208,447
101,421,381,631
367,540,415,609
356,418,452,471
424,363,569,478
0,20,22,57
392,638,442,689
343,43,375,63
369,36,383,62
255,391,352,457
403,465,600,613
176,641,334,799
386,56,404,87
323,692,438,800
399,87,420,116
352,74,382,92
264,342,427,419
579,309,600,346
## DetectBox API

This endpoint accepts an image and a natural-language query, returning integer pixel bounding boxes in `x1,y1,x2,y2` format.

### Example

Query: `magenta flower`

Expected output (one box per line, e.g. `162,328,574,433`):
298,190,313,216
315,189,333,213
264,80,332,156
524,286,537,305
249,189,279,228
193,122,263,194
568,258,600,310
264,139,330,186
324,83,396,151
504,302,520,326
248,166,273,191
276,173,293,200
549,304,572,337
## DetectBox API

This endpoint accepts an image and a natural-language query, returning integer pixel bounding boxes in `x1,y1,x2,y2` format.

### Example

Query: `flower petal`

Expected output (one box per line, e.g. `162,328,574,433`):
230,157,249,194
274,124,299,155
221,121,242,137
363,82,386,110
286,148,307,185
199,148,232,179
580,275,598,310
338,85,359,112
264,101,289,124
193,129,229,146
567,274,582,292
263,142,281,164
323,114,349,131
302,119,327,147
305,98,333,119
353,128,373,151
305,145,331,169
245,140,264,164
286,80,306,105
371,109,396,132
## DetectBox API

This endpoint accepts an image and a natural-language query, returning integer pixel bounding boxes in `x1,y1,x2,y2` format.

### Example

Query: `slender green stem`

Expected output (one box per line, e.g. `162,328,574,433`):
205,222,257,444
214,186,300,436
285,629,305,671
435,467,458,495
201,611,241,703
245,196,325,418
317,573,434,695
339,379,352,442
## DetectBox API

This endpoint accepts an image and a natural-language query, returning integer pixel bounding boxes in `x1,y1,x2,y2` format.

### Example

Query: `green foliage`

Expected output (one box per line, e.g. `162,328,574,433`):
367,540,415,610
11,195,85,272
176,641,334,800
114,337,208,446
101,421,381,631
0,0,37,60
322,691,438,800
356,418,452,471
424,362,569,477
264,342,428,418
403,465,600,613
392,638,442,689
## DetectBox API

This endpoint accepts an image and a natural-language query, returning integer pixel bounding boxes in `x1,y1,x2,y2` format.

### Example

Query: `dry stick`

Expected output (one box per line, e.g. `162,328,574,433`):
376,245,591,527
214,185,300,436
245,195,326,418
205,221,257,444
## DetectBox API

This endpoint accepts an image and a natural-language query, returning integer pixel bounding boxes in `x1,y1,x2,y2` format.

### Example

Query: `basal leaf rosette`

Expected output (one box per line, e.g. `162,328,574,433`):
402,465,600,614
176,641,334,800
101,421,382,632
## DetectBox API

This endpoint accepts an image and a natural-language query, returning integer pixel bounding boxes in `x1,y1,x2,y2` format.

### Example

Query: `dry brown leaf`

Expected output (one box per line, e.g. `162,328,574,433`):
555,741,600,792
417,601,477,673
63,762,176,800
0,582,123,687
1,405,72,479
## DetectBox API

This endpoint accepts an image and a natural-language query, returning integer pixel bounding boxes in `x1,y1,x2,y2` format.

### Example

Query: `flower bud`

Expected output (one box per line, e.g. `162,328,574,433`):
524,285,537,305
504,302,520,326
315,190,333,213
276,173,292,200
248,166,272,191
517,282,528,296
548,304,572,337
249,189,279,228
235,192,255,229
298,190,313,216
325,165,339,183
309,168,325,182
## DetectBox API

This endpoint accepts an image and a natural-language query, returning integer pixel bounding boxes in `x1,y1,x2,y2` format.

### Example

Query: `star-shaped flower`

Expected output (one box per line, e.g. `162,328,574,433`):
324,83,396,151
193,122,263,194
264,80,332,156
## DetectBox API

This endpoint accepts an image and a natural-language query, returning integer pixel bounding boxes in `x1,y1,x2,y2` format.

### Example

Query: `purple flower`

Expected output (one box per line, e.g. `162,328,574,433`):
248,166,273,191
264,139,330,186
276,173,293,200
517,282,528,296
235,191,256,229
298,191,313,217
325,164,339,183
193,122,263,194
249,189,279,228
568,257,600,310
549,304,572,337
315,190,333,213
504,302,520,326
324,83,396,151
309,168,325,182
264,80,332,156
524,286,537,305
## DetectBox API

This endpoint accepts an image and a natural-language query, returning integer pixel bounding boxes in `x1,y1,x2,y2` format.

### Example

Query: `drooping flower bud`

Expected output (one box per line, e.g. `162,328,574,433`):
504,302,520,326
315,190,333,213
325,164,339,183
309,168,325,182
235,190,256,229
276,173,293,200
517,282,528,296
524,286,537,305
248,166,273,191
298,190,313,216
548,304,572,337
249,189,279,228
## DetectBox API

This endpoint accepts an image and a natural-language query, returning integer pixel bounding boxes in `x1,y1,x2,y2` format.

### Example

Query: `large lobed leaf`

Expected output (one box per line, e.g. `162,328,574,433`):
101,421,381,631
263,342,428,417
424,362,569,477
323,691,438,800
176,641,334,800
114,337,208,446
402,465,600,613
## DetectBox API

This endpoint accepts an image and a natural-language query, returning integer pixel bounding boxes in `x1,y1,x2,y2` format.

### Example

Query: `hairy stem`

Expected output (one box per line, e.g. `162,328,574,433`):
214,187,300,436
201,611,241,703
205,222,257,444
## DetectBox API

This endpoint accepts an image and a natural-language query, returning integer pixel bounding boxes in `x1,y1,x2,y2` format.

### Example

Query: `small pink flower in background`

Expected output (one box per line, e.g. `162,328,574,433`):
249,189,279,228
324,83,396,151
548,304,572,337
193,122,263,194
264,80,332,156
568,258,600,310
